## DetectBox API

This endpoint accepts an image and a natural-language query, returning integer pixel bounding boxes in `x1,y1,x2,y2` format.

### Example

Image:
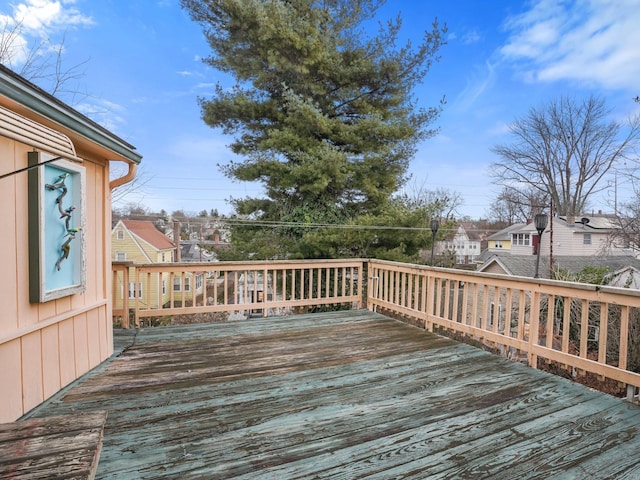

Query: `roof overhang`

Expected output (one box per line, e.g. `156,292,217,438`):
0,64,141,165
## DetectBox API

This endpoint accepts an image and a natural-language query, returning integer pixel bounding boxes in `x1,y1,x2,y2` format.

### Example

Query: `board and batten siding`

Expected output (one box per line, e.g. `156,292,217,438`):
0,133,114,422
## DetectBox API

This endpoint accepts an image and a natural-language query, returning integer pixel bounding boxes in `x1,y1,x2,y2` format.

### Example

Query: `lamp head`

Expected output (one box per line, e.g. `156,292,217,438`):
534,213,548,234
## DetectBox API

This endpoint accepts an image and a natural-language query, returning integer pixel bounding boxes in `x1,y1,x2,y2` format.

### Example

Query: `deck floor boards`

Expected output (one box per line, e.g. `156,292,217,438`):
24,309,640,479
0,411,106,479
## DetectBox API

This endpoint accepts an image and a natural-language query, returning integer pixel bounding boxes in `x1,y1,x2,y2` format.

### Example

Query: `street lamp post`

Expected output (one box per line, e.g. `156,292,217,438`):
534,213,548,278
430,219,440,265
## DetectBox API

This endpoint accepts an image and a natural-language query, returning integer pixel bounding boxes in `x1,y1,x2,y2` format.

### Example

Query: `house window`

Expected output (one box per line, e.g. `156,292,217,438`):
128,282,142,299
162,252,166,262
117,230,124,240
584,233,592,245
513,233,530,246
173,277,191,292
115,252,126,261
162,280,166,295
196,274,203,290
495,241,502,248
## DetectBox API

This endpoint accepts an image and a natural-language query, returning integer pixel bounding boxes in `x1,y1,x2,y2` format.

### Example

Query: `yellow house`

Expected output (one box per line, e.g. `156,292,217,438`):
111,219,176,311
486,223,525,252
111,220,205,314
0,64,141,422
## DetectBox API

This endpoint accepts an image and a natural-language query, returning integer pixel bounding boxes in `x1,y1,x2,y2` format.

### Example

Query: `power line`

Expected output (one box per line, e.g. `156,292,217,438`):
0,155,64,180
165,216,505,234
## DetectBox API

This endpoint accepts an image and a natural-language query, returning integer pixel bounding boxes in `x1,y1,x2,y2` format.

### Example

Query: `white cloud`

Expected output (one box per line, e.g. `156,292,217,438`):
11,0,93,31
454,61,496,111
500,0,640,91
461,29,481,45
75,98,128,133
1,1,93,67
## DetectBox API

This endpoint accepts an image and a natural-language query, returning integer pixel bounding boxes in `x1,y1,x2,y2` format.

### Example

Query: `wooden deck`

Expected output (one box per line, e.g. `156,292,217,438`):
22,310,640,479
0,411,106,479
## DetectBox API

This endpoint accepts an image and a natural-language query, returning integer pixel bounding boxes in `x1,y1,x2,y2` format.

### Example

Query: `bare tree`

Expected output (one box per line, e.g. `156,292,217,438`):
488,186,549,224
401,179,463,220
491,95,640,218
111,165,153,205
0,15,89,103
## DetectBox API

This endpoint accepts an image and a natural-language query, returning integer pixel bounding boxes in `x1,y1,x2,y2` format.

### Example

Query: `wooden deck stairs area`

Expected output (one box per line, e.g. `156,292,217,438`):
5,310,640,478
0,411,107,479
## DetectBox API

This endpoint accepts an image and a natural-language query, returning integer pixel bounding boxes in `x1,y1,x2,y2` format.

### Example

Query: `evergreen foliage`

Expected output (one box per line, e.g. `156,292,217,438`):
182,0,447,259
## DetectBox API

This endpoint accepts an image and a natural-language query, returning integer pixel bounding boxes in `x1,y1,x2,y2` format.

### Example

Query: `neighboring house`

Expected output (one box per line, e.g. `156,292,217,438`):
0,65,141,422
606,266,640,290
436,223,483,264
113,219,176,263
486,223,525,253
112,220,206,309
112,220,176,310
508,222,541,256
549,215,633,256
477,214,633,270
181,241,216,262
478,254,640,280
510,214,632,257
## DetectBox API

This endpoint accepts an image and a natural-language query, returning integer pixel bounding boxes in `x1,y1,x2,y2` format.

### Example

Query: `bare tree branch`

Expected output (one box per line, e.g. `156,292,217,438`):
491,95,640,218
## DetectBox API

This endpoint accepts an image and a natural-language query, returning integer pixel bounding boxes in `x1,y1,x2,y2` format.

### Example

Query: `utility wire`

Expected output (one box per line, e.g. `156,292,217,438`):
0,155,63,180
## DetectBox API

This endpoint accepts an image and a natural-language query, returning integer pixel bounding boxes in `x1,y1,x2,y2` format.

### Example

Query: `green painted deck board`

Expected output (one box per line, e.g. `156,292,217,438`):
26,310,640,479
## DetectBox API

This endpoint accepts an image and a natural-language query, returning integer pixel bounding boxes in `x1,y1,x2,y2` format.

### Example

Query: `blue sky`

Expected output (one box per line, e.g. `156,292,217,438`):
2,0,640,219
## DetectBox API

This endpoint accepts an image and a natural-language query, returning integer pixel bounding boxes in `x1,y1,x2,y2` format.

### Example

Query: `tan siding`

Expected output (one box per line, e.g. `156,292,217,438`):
0,340,22,423
58,318,76,386
41,325,62,398
483,263,509,275
0,133,114,420
0,136,18,336
73,313,90,375
21,331,44,413
85,160,98,302
15,141,33,330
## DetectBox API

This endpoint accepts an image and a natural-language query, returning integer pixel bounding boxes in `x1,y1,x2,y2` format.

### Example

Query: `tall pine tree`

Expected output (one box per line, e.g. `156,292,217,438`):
182,0,447,258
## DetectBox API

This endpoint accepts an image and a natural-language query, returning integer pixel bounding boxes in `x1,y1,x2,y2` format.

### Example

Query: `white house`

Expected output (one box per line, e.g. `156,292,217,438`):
436,223,483,264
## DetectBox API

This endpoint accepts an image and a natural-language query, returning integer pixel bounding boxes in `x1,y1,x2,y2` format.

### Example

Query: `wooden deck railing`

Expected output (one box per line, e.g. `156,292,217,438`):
112,258,640,399
368,259,640,398
112,259,364,328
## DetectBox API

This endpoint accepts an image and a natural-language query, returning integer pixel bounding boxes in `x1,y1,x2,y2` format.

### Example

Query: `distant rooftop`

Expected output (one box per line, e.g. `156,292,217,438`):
121,220,175,251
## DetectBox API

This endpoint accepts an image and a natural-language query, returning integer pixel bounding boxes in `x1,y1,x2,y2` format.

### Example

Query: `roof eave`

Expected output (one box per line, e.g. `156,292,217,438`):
0,65,141,164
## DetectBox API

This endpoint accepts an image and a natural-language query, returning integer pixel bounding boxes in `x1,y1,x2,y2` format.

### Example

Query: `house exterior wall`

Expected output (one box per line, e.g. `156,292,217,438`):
111,224,173,310
479,262,509,276
488,239,512,251
541,225,612,256
0,134,113,422
437,226,482,264
510,236,534,256
171,273,205,304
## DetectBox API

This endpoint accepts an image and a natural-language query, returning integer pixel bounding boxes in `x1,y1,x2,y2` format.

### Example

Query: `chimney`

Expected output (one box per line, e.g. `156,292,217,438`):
173,220,181,262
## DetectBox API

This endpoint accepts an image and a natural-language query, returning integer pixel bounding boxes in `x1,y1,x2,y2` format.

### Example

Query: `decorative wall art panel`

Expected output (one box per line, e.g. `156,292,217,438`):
28,151,86,302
